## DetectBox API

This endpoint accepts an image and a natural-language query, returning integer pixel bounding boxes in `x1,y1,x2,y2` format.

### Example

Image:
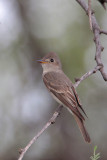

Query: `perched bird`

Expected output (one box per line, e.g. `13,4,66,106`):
37,52,91,143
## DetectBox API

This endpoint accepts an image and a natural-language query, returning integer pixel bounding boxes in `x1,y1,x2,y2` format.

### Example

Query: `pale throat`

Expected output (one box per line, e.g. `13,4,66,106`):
42,63,61,74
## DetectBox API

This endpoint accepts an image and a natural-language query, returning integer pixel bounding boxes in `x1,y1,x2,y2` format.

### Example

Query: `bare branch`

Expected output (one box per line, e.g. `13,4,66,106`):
76,0,107,81
97,0,107,10
18,105,63,160
74,66,102,88
100,30,107,35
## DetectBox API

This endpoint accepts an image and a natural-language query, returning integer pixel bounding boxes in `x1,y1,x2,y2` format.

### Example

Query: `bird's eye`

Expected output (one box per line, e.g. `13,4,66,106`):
50,58,54,62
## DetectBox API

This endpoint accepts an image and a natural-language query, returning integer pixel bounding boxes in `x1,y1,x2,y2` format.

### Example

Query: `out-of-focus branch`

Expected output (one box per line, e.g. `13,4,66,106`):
18,105,63,160
76,0,107,81
97,0,107,9
100,30,107,35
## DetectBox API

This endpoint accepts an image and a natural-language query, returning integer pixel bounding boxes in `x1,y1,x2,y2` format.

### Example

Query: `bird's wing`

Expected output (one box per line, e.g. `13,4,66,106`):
43,72,85,121
71,86,88,117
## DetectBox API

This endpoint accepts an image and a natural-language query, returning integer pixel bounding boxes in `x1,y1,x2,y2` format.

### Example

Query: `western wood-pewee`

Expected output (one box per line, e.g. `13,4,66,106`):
38,52,91,143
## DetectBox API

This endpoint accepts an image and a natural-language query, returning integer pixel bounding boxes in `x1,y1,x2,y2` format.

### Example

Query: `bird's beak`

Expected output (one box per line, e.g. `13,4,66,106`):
37,59,48,64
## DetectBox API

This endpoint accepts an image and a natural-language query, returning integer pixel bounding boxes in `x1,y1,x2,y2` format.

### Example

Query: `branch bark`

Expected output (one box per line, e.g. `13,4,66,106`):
100,30,107,35
18,105,63,160
76,0,107,81
74,65,102,88
88,0,92,30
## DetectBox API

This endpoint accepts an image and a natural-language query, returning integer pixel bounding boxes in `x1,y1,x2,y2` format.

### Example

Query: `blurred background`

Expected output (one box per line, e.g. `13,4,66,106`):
0,0,107,159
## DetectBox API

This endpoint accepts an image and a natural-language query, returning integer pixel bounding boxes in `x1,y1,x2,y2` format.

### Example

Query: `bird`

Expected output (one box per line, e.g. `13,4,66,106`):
37,52,91,143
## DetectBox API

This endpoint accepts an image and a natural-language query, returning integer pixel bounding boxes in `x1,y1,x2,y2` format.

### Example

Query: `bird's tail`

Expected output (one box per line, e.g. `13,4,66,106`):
73,114,91,143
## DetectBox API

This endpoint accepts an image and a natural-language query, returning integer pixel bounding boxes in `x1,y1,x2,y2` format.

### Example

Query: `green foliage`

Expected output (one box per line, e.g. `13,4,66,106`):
90,146,100,160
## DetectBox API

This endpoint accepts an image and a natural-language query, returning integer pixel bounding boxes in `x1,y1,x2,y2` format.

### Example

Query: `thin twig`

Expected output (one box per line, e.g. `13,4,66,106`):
100,30,107,35
74,65,102,88
18,105,63,160
76,0,107,81
97,0,107,10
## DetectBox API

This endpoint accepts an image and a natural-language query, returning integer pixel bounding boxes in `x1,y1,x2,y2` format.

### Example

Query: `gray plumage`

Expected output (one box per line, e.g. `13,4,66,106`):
38,52,91,143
